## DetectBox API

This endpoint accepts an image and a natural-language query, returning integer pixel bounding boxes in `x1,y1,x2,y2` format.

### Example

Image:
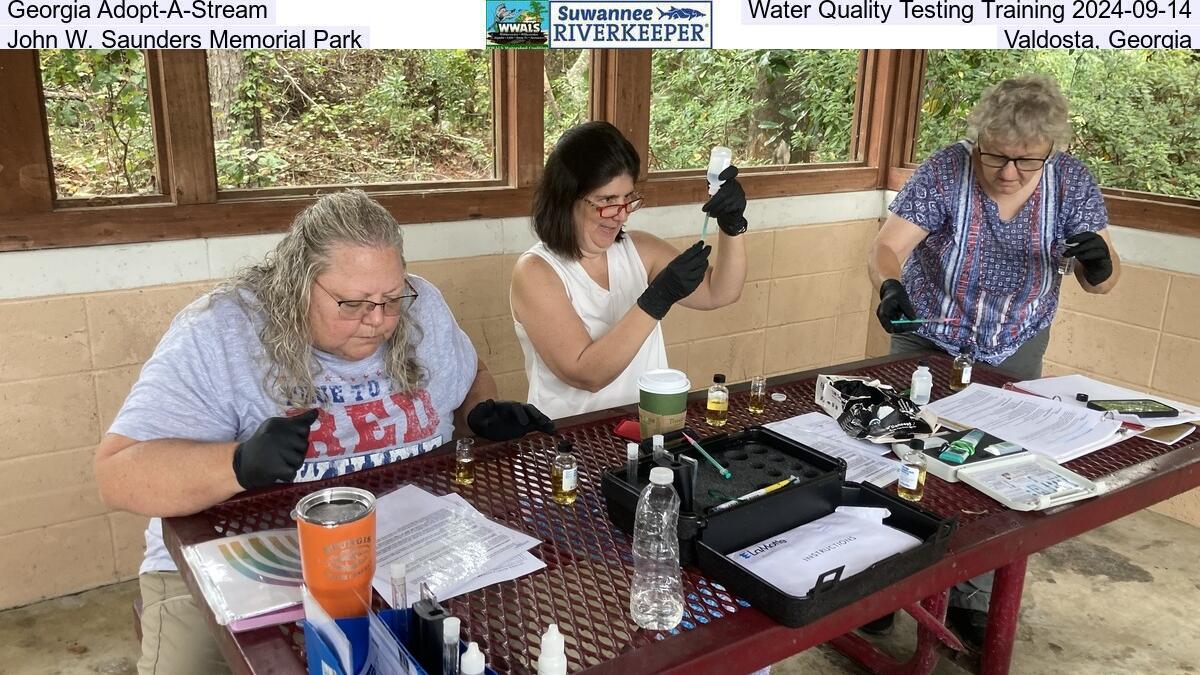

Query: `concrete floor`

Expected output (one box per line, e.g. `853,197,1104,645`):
2,510,1197,675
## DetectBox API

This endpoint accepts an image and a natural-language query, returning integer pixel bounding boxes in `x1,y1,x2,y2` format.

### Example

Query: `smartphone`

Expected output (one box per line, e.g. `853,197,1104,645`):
1085,398,1178,418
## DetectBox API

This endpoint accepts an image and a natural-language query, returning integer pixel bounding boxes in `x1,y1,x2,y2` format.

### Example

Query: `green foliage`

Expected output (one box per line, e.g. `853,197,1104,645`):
39,50,156,197
649,50,859,170
920,50,1200,199
543,50,591,157
213,50,494,189
39,49,1199,201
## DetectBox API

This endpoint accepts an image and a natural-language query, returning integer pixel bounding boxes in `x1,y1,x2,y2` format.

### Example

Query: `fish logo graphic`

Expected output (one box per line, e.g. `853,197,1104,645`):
658,6,705,19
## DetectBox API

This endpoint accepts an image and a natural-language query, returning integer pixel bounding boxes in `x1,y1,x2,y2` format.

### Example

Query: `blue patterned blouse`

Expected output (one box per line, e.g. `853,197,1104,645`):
889,141,1108,365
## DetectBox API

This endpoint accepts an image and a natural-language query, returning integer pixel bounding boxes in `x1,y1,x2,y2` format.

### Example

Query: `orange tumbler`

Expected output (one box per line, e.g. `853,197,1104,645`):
292,487,377,619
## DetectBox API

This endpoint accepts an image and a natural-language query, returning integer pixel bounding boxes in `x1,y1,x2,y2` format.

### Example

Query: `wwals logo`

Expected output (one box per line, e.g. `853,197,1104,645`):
486,0,549,49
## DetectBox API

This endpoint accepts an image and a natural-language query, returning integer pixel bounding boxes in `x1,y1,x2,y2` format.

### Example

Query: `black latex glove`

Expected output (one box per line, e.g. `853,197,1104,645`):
876,279,918,334
467,399,555,441
637,240,712,320
1064,232,1112,286
701,165,748,236
232,408,318,489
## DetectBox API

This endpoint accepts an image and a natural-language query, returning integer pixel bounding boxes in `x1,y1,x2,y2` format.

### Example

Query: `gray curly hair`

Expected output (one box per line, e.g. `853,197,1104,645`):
216,189,423,406
967,74,1073,152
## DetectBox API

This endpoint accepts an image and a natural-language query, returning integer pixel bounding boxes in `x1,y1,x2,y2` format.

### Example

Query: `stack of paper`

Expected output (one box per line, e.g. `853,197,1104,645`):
184,485,544,632
727,509,921,597
1013,374,1198,444
370,485,545,607
924,384,1126,464
765,412,901,486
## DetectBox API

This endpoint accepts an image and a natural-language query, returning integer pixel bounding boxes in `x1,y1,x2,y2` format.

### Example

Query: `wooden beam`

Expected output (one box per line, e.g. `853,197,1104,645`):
0,50,54,213
496,50,545,188
154,51,217,205
594,49,651,178
0,185,537,252
144,49,173,199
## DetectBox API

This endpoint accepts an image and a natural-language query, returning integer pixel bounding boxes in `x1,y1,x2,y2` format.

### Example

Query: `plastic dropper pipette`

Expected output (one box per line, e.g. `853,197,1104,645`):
701,146,732,238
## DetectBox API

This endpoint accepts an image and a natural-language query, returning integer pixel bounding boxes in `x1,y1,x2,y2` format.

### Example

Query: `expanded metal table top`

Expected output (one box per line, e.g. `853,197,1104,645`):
164,353,1200,675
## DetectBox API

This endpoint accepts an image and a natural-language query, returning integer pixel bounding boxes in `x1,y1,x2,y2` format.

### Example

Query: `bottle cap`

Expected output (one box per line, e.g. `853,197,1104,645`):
917,360,930,368
541,623,564,654
556,439,572,453
650,467,674,485
390,561,406,580
443,616,461,643
461,642,485,674
538,623,567,673
1076,393,1089,402
652,434,664,448
713,373,726,384
626,442,640,460
706,146,733,196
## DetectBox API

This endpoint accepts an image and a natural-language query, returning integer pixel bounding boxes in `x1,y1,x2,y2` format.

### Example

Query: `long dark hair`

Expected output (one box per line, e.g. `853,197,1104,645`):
533,121,641,259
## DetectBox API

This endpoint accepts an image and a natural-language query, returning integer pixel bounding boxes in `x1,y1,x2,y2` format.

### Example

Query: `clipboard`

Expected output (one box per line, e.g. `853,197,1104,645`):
956,453,1100,511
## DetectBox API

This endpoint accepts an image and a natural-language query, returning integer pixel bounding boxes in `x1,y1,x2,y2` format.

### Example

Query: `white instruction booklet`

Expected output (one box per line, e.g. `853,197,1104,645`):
727,510,921,597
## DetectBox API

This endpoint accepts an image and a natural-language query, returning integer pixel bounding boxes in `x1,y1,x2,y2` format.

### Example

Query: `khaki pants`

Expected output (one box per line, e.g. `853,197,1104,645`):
138,571,232,675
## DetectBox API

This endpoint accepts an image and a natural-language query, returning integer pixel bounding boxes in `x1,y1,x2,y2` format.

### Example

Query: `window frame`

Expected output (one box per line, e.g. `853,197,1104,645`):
1,48,1195,253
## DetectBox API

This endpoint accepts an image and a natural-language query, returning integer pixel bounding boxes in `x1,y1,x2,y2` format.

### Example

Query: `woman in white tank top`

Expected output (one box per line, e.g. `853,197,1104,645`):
510,122,751,420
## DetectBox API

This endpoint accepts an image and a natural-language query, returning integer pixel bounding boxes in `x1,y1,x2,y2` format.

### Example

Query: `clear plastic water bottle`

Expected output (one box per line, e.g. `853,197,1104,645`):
630,467,684,630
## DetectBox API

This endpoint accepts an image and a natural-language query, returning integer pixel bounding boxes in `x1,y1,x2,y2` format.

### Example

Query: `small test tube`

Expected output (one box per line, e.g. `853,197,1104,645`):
390,561,408,609
626,441,640,482
652,434,666,461
443,616,461,675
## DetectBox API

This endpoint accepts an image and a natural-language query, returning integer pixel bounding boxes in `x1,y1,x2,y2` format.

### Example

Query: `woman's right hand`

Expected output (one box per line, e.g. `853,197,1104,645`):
637,240,712,320
877,279,918,333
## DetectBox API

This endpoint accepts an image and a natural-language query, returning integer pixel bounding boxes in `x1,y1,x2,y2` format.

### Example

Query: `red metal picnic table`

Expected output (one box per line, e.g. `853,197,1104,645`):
163,352,1200,675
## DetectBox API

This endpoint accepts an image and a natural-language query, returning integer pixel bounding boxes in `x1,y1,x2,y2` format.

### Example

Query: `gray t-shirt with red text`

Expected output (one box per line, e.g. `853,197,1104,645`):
109,275,477,573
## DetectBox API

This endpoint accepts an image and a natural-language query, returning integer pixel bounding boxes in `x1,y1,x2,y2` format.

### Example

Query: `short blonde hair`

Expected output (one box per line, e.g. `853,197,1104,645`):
967,74,1072,151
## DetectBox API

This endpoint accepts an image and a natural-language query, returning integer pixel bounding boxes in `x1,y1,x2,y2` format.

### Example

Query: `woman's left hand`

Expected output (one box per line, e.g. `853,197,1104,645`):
1064,232,1113,286
702,165,748,236
467,399,555,441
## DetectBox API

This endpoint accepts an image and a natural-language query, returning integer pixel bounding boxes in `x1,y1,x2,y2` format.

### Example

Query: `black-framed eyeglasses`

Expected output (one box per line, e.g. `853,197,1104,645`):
314,278,419,320
977,148,1052,172
583,194,644,219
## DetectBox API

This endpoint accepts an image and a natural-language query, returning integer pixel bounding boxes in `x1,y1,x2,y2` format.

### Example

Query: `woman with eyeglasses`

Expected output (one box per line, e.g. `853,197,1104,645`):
511,121,748,419
864,75,1121,647
94,189,552,675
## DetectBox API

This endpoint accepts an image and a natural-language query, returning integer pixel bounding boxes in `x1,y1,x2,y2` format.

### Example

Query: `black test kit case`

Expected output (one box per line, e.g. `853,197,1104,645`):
600,426,956,627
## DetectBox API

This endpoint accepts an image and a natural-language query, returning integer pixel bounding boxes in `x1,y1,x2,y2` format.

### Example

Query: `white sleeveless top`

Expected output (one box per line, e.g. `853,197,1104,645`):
514,236,668,420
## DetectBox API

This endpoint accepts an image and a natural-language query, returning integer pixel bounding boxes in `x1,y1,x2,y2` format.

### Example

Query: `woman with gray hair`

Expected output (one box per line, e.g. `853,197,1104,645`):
94,189,552,674
864,75,1120,646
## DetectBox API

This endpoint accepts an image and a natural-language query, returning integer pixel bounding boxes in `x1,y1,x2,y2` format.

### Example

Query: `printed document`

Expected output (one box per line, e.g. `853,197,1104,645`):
727,511,921,597
1014,374,1200,430
369,485,541,603
766,412,900,486
924,384,1124,463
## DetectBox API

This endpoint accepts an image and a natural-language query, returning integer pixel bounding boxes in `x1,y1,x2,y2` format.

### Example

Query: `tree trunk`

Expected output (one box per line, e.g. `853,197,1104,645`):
747,66,788,164
206,50,244,143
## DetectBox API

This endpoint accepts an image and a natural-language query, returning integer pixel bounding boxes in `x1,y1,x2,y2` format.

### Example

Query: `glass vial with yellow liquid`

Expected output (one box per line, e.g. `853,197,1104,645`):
949,348,974,392
551,440,578,505
897,442,927,502
453,437,475,485
706,374,729,426
748,376,767,414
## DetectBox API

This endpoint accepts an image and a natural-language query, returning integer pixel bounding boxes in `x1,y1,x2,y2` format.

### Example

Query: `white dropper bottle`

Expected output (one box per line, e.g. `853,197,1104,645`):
460,641,485,675
537,623,567,675
702,146,733,239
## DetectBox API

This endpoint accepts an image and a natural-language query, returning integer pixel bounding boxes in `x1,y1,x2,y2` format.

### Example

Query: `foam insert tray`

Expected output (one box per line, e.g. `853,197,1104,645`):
600,426,848,564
